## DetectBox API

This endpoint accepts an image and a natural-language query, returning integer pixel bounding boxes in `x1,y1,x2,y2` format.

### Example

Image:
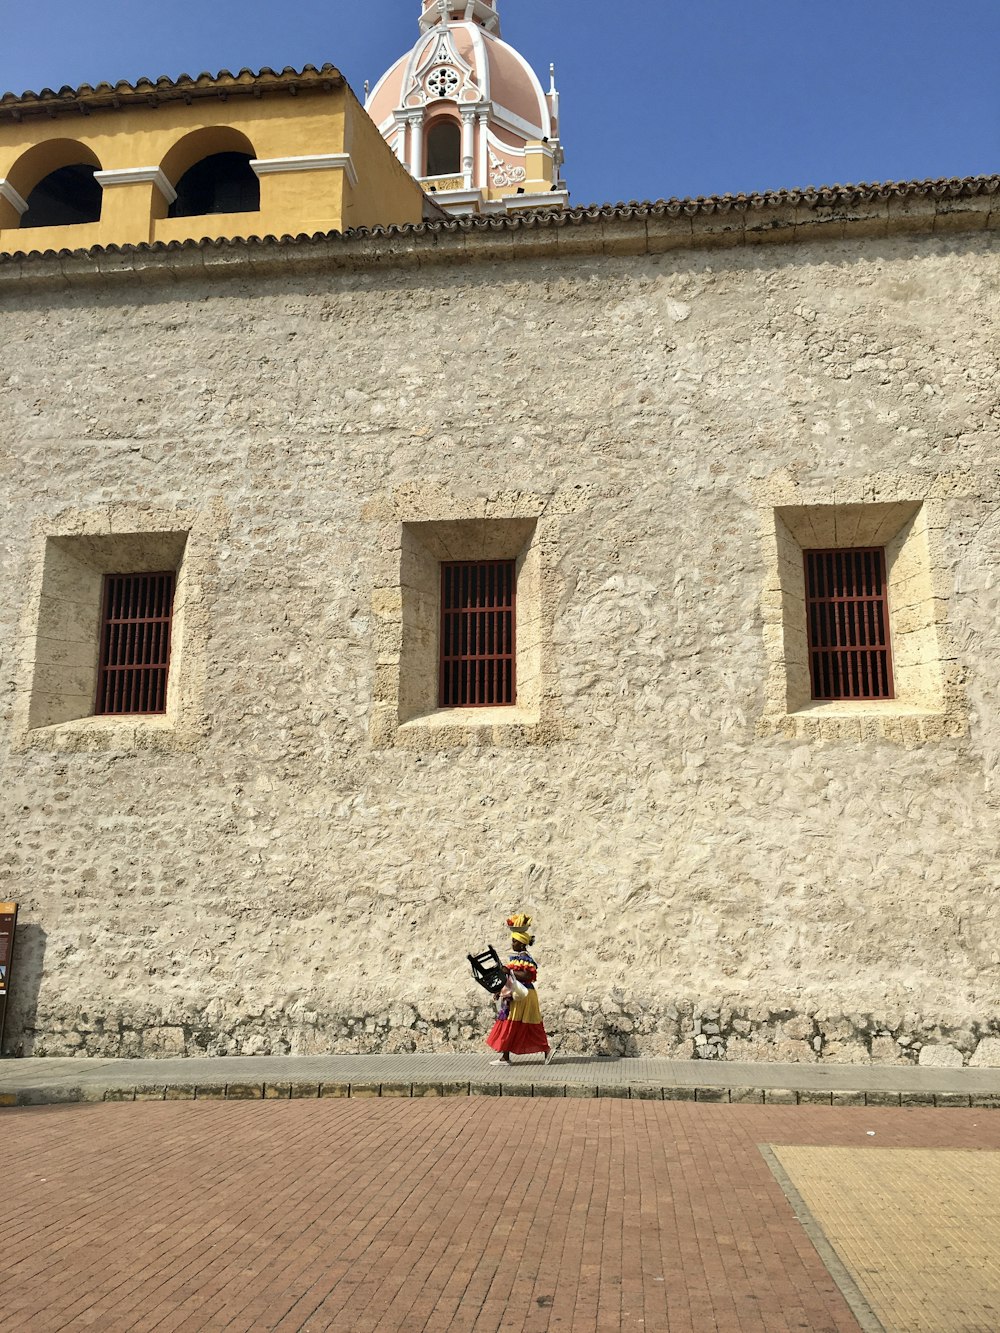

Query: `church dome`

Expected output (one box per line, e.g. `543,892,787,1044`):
367,22,551,143
365,1,567,215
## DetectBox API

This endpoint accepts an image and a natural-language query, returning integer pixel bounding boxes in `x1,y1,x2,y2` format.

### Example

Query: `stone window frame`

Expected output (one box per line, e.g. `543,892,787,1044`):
366,489,564,749
759,497,966,742
13,502,220,753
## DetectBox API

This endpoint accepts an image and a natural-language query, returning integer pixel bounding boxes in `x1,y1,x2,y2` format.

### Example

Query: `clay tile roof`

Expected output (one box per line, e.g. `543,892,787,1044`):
551,173,999,219
0,64,345,121
0,173,997,269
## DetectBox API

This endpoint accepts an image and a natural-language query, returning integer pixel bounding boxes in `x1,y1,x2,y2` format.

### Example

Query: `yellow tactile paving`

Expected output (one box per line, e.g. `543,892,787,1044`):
773,1146,1000,1333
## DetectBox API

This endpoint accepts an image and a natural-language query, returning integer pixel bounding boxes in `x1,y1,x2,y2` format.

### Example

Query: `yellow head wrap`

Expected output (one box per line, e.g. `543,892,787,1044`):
506,913,534,946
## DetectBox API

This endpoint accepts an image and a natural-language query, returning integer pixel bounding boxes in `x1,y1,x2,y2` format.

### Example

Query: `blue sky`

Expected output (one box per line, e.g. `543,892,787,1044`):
2,0,998,205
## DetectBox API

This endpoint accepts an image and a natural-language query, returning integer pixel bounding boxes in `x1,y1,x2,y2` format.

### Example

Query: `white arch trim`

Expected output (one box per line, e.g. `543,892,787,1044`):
0,179,29,216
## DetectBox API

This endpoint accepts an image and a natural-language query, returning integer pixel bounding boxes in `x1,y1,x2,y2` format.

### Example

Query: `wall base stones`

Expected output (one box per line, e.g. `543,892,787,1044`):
13,999,1000,1069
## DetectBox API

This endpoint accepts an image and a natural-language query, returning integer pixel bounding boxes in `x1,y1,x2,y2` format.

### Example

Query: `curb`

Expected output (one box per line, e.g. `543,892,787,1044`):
3,1082,999,1109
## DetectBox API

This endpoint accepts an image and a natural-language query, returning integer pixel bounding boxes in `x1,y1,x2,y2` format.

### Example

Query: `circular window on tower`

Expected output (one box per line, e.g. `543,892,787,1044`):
426,66,460,99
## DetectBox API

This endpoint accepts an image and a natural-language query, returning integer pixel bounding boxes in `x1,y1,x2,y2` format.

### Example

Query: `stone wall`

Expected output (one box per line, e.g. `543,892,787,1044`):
1,223,999,1063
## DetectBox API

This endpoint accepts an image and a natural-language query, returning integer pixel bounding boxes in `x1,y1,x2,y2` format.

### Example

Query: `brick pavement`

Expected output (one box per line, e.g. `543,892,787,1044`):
6,1098,1000,1332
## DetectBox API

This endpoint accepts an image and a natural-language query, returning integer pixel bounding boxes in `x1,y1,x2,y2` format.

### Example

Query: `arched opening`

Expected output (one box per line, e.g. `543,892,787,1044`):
7,140,103,229
159,128,259,221
21,164,102,228
426,120,462,178
168,152,259,218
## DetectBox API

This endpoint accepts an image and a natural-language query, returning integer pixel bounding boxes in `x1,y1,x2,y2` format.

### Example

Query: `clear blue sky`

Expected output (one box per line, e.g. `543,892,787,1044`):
2,0,998,206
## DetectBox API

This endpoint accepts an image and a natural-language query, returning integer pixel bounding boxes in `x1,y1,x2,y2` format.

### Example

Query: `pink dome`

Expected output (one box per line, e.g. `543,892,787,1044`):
366,22,551,142
366,55,408,133
365,3,567,214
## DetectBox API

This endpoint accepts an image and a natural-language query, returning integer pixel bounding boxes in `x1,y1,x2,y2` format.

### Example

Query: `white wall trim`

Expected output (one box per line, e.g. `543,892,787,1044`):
251,154,359,189
425,186,482,204
0,179,29,216
94,167,177,205
506,190,570,210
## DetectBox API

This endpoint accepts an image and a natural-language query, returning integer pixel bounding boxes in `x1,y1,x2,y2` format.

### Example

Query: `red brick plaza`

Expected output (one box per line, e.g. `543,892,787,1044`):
6,1097,998,1332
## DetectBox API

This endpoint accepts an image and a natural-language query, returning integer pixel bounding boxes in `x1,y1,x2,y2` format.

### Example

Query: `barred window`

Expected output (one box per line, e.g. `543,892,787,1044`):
805,548,893,701
96,573,175,715
440,560,516,708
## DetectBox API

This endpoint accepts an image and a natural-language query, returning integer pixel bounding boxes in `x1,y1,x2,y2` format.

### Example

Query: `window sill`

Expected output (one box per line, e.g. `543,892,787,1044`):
16,714,204,754
791,701,944,718
758,701,966,744
401,706,539,730
372,701,561,749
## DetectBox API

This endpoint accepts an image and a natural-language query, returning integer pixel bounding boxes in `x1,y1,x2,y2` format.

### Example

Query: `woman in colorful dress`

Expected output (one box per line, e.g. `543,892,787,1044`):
487,913,551,1064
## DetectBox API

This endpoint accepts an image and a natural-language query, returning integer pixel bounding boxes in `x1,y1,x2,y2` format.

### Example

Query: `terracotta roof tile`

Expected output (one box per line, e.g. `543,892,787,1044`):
0,173,996,269
0,64,345,120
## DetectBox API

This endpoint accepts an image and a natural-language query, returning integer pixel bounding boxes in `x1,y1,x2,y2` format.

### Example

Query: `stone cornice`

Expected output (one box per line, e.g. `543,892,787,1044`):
251,154,359,189
0,174,997,290
93,167,177,205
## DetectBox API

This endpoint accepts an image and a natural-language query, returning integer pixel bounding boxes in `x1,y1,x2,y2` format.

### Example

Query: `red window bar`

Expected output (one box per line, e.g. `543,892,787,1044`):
96,572,176,715
804,548,894,701
440,560,516,708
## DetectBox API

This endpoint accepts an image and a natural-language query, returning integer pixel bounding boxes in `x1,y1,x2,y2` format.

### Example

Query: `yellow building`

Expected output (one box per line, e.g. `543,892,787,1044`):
0,64,436,255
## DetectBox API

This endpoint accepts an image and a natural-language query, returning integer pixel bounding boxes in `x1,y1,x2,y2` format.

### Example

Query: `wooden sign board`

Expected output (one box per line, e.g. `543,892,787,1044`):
0,903,16,997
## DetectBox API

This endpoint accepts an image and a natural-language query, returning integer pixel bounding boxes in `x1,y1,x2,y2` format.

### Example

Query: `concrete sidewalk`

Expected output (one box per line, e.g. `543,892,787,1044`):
3,1051,1000,1108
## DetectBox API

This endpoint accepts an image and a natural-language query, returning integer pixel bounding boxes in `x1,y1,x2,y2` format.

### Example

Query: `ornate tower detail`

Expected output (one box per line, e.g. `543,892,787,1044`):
365,0,568,215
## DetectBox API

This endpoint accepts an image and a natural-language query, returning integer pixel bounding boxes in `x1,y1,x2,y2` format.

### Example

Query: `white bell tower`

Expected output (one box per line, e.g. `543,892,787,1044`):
419,0,501,35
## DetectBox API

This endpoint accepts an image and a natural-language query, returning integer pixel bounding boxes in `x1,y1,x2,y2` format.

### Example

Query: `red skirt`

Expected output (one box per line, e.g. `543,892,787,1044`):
487,1018,550,1055
486,988,550,1055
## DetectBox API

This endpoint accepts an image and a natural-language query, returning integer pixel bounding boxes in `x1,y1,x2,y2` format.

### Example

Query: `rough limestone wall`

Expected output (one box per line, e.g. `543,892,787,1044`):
1,229,1000,1065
